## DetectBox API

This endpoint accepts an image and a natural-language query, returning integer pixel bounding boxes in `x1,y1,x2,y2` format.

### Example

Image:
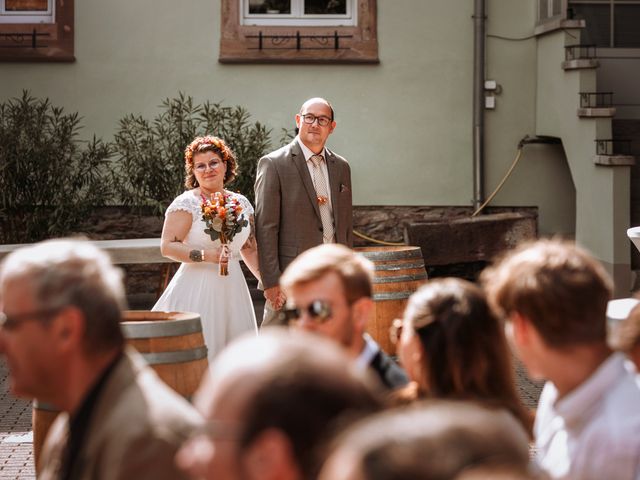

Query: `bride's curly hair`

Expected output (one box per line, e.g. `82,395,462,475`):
184,135,237,189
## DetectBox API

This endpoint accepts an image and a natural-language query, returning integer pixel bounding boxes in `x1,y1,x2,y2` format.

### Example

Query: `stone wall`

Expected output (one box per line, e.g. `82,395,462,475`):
75,205,537,307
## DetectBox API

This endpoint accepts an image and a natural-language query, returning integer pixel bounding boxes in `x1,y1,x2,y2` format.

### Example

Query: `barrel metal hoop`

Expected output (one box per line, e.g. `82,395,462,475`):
373,291,414,301
140,346,208,365
374,261,425,271
358,249,423,261
373,272,428,284
121,316,202,338
33,400,58,411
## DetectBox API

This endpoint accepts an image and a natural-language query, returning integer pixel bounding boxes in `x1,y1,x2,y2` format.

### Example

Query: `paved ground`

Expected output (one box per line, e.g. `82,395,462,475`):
0,359,36,480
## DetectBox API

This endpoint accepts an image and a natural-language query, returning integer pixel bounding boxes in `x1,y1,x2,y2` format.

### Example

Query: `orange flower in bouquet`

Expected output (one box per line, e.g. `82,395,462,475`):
201,192,248,276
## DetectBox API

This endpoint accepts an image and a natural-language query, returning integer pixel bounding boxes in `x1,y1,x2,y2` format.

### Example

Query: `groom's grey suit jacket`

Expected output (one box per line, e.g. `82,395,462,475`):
255,139,353,290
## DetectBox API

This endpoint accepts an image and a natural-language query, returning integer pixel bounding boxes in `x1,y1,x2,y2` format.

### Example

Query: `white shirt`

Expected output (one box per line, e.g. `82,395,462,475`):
534,352,640,480
297,137,333,210
355,333,379,371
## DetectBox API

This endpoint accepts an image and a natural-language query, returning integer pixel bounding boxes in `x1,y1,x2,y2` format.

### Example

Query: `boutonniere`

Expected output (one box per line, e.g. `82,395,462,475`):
317,195,328,205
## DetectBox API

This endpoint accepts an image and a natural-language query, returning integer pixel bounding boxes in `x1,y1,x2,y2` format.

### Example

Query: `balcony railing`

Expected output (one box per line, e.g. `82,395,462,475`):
565,44,597,61
595,139,632,156
579,92,613,108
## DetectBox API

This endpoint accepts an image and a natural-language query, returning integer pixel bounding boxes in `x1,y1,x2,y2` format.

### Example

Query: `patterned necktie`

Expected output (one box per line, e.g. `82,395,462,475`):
310,154,335,243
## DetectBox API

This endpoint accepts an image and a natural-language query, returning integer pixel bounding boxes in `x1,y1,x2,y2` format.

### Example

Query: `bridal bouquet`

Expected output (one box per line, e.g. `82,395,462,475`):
201,192,248,276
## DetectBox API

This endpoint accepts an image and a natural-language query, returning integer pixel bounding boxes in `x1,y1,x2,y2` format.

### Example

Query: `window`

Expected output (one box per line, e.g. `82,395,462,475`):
1,0,53,24
0,0,74,62
220,0,377,63
243,0,356,26
538,0,565,22
570,0,640,47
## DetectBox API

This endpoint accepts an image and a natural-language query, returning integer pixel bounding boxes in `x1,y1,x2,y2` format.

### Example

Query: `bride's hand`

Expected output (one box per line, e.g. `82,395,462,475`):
218,244,230,266
204,246,230,264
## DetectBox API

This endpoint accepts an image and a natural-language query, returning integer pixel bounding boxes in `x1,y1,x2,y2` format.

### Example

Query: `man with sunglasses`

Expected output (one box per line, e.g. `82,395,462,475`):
280,244,408,390
0,238,201,479
255,97,354,326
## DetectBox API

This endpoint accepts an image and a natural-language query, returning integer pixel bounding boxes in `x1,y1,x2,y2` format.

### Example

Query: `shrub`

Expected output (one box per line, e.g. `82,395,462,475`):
113,93,274,211
0,91,114,244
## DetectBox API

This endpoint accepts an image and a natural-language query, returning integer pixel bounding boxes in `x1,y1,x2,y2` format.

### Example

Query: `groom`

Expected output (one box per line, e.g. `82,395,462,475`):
255,97,354,326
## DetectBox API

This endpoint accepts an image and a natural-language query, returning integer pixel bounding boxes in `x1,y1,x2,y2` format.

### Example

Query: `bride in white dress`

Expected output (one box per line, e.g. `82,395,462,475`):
152,136,259,361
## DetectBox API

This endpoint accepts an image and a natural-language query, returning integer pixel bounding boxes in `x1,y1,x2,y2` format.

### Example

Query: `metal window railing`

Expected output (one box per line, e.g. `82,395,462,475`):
246,31,352,50
0,29,49,49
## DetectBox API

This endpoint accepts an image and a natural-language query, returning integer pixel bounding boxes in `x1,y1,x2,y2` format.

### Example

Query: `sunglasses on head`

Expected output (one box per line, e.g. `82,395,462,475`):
278,300,333,325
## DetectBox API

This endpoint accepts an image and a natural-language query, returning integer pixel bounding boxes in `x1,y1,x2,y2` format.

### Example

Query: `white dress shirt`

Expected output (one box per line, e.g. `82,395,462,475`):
534,352,640,480
355,333,379,371
297,137,333,209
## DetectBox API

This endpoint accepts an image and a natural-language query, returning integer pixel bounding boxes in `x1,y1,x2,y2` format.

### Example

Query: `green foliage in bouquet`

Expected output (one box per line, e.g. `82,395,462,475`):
113,93,273,212
0,91,114,244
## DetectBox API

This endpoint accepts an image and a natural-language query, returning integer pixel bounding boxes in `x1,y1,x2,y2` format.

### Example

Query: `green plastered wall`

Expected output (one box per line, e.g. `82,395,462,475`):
536,28,632,295
482,0,576,237
1,0,575,236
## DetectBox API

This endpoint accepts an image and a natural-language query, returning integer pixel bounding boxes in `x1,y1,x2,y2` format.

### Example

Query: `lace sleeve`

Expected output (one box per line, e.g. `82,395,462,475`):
237,194,254,217
165,192,199,217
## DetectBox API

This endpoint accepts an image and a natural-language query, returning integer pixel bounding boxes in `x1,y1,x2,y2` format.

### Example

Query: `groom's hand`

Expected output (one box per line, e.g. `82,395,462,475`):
265,286,285,310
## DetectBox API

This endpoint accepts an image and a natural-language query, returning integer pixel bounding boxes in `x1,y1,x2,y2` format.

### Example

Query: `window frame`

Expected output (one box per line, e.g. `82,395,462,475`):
0,0,74,62
537,0,568,24
220,0,377,63
242,0,357,27
0,0,54,24
569,0,640,47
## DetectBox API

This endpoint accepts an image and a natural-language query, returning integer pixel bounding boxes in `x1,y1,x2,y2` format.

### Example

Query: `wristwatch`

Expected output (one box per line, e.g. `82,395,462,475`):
189,249,204,262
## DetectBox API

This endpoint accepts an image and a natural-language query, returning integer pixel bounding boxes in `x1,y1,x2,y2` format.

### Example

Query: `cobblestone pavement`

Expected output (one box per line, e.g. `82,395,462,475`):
0,346,543,480
0,359,35,480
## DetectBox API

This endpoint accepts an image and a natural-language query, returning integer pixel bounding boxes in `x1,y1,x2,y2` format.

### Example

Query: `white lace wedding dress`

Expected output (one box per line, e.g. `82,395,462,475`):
152,190,258,361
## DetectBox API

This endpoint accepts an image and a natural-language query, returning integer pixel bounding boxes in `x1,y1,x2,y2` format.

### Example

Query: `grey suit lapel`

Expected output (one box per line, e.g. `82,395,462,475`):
291,141,322,220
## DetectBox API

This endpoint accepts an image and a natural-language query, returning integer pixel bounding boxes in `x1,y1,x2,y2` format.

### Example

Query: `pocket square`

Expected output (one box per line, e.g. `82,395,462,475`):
340,184,350,193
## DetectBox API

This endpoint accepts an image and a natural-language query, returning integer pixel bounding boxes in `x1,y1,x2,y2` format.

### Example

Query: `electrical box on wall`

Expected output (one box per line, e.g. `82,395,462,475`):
484,80,497,90
485,96,496,109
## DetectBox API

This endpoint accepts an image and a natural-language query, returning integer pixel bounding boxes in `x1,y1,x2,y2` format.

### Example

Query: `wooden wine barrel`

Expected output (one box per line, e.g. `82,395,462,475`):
356,246,428,355
121,310,209,399
33,310,208,472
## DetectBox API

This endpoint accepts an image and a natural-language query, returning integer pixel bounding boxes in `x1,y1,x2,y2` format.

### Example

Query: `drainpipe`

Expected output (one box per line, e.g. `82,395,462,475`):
472,0,486,212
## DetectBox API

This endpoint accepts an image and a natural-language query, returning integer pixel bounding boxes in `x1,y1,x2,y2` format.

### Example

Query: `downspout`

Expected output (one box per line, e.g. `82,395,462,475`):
472,0,486,212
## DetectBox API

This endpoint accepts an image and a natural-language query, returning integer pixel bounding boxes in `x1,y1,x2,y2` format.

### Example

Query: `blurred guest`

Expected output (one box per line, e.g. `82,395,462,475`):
392,278,532,433
318,400,532,480
609,301,640,372
280,243,409,390
0,238,201,480
176,328,383,480
482,239,640,480
455,465,545,480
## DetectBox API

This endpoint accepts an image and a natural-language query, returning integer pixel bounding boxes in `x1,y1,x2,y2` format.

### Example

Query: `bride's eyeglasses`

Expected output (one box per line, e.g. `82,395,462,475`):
194,160,223,173
278,300,332,325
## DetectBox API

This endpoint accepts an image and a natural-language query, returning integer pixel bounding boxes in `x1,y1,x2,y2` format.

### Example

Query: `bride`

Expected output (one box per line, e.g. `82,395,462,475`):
152,136,259,361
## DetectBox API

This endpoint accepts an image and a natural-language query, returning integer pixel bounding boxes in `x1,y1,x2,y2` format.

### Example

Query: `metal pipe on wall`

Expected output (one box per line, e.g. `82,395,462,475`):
472,0,486,212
